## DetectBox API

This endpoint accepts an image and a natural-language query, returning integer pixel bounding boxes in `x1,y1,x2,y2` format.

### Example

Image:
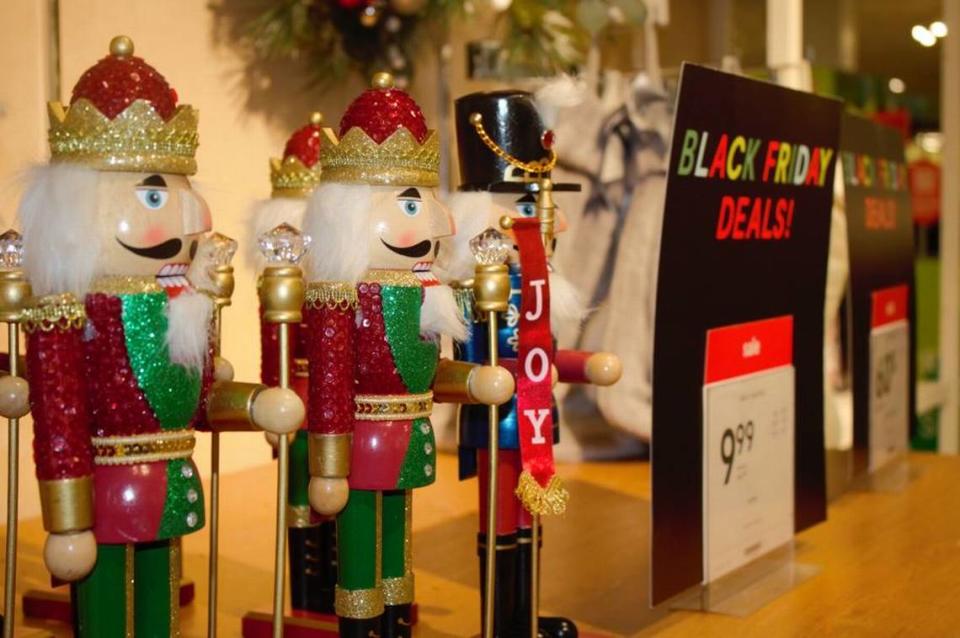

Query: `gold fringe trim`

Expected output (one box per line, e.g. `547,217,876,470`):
90,275,163,295
305,281,358,310
21,293,86,333
515,470,568,516
364,269,420,287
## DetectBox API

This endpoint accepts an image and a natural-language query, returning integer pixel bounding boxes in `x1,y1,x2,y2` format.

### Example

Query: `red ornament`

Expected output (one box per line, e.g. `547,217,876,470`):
541,129,555,150
282,121,324,167
71,53,178,121
339,84,429,144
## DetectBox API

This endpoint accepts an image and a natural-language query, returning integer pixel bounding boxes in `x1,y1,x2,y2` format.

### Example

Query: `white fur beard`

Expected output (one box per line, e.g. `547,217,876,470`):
248,197,307,269
18,164,101,297
421,284,468,342
550,271,587,326
434,191,495,284
303,183,371,282
165,290,214,372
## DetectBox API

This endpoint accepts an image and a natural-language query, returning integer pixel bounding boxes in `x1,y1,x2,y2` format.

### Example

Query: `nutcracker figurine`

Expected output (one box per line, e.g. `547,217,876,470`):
11,35,303,637
300,73,514,638
442,91,623,637
252,113,338,618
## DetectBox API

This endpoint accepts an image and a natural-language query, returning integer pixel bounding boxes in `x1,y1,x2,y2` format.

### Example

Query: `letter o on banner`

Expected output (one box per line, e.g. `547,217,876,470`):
525,347,550,383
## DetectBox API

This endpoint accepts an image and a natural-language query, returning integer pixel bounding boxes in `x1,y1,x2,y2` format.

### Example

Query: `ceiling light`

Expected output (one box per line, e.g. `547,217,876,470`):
888,77,906,94
912,24,937,47
931,21,948,38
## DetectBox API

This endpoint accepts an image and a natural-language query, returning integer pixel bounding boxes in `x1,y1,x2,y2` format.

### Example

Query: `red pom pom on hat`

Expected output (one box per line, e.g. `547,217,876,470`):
338,72,429,144
282,112,324,168
70,35,177,121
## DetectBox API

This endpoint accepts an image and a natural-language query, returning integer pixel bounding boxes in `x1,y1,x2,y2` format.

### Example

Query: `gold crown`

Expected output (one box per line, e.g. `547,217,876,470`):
270,155,323,198
270,112,324,198
320,127,439,187
48,98,199,175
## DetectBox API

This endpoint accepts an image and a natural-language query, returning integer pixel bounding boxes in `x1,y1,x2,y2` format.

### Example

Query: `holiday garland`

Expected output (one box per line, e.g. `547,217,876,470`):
222,0,646,85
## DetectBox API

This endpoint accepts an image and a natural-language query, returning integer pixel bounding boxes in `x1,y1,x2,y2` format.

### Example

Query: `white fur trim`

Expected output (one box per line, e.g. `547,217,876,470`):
534,75,587,129
302,183,371,282
433,191,494,284
247,197,307,269
550,271,587,326
422,284,468,342
17,164,101,297
165,289,213,372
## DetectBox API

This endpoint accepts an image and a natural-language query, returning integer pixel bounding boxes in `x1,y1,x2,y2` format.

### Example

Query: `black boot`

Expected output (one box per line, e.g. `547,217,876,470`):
289,522,337,614
339,615,382,638
514,527,578,638
478,532,518,637
381,603,413,638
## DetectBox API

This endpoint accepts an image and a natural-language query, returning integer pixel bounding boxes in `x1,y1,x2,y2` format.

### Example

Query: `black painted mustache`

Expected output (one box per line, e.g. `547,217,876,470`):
381,238,433,258
116,237,183,260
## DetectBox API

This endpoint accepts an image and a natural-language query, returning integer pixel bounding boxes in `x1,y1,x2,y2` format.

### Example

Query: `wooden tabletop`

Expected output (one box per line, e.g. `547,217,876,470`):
4,451,959,637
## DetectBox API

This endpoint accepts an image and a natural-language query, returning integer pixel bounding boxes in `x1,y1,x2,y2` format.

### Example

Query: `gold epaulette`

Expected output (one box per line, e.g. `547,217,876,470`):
21,293,86,333
305,281,359,310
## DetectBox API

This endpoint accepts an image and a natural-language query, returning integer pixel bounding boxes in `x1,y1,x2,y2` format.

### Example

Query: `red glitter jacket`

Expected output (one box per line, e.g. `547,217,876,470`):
26,282,212,544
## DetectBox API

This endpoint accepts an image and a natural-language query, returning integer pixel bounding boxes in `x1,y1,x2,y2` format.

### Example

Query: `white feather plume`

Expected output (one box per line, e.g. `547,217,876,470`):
165,289,213,372
17,164,102,297
433,191,494,284
302,183,371,282
534,75,587,129
422,284,468,342
247,197,307,269
550,270,587,326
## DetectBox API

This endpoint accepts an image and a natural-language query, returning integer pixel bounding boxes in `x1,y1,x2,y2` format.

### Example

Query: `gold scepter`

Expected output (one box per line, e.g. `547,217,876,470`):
205,233,238,638
257,224,310,638
0,230,32,638
469,229,512,638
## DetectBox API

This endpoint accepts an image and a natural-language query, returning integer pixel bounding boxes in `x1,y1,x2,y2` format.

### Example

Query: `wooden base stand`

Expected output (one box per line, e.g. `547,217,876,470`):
241,604,419,638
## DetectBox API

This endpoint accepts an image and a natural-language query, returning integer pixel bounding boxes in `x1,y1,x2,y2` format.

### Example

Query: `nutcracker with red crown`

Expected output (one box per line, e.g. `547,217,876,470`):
8,36,303,637
252,113,339,618
299,73,514,638
437,91,623,637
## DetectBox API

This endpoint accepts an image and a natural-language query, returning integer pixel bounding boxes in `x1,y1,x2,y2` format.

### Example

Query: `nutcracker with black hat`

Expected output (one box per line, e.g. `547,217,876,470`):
436,90,623,638
240,112,340,638
5,35,304,637
298,72,514,638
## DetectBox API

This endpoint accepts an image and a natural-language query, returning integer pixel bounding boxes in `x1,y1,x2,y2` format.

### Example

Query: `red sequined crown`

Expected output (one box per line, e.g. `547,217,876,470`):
321,73,438,187
48,35,199,174
270,112,325,198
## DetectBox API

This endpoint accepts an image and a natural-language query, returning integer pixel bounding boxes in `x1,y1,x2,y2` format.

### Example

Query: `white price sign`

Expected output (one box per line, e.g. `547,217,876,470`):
868,285,910,472
702,316,795,583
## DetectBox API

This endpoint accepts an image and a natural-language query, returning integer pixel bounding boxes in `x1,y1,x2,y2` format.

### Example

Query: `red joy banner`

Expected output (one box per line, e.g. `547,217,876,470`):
513,218,556,490
871,284,909,329
704,315,794,384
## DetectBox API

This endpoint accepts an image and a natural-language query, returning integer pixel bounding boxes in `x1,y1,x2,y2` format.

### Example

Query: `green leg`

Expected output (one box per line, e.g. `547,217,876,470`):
381,490,412,604
335,489,383,619
133,538,180,638
75,543,131,638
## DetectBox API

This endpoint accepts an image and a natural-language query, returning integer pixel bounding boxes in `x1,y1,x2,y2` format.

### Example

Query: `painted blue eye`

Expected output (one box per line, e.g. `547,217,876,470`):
516,203,536,217
136,188,169,210
397,198,422,216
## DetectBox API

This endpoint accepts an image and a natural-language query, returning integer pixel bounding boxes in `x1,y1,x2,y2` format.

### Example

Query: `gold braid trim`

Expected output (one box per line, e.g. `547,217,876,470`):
470,113,557,176
335,586,384,619
354,392,433,421
382,573,414,605
515,470,569,516
305,281,358,310
21,293,86,333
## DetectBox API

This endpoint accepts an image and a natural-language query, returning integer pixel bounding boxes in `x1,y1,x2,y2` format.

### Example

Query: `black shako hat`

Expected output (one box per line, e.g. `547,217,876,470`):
454,90,581,193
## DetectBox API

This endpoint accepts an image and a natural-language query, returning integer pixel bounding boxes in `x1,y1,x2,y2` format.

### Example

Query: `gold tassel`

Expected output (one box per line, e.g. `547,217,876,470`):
515,470,569,516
